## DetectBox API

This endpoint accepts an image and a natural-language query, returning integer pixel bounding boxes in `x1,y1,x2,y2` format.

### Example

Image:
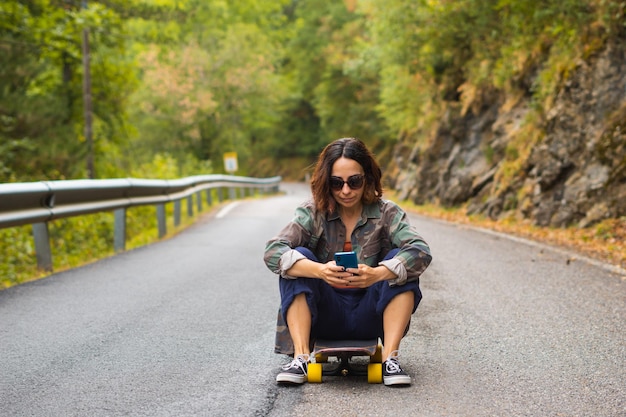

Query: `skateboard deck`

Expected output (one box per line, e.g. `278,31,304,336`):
308,338,383,383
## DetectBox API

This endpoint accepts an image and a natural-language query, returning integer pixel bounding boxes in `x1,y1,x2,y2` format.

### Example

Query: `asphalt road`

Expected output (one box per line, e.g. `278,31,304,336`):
1,182,624,417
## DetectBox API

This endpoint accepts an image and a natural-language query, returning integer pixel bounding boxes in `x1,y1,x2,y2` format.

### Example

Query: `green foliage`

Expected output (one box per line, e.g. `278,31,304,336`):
596,0,626,36
124,0,292,175
265,0,392,161
49,213,115,270
358,0,604,139
1,0,621,181
0,226,39,288
0,0,136,181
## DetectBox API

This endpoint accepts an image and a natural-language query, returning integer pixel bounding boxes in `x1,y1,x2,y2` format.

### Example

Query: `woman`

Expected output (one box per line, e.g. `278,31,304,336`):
264,137,432,386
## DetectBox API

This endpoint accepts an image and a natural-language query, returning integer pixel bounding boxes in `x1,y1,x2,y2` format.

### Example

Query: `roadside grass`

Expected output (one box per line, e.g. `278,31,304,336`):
394,195,626,273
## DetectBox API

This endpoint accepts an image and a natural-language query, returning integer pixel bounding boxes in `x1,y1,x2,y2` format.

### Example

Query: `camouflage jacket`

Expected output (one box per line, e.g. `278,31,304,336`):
264,199,432,286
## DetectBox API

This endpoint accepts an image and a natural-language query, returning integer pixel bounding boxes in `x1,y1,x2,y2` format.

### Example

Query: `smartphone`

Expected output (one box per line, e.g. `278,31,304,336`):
334,251,358,269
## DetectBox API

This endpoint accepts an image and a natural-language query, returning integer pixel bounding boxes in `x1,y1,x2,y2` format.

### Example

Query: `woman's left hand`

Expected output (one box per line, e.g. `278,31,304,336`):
342,264,396,288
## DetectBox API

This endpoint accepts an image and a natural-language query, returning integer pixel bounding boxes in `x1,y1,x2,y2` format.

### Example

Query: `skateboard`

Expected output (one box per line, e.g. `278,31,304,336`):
307,338,383,383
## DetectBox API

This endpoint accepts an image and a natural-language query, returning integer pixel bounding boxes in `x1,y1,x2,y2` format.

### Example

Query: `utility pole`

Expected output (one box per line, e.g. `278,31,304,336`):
81,0,94,179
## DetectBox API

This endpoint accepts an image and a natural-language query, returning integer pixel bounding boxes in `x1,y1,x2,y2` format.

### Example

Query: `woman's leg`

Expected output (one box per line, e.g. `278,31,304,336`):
382,291,414,360
367,249,421,359
375,249,422,385
286,293,312,356
279,247,320,357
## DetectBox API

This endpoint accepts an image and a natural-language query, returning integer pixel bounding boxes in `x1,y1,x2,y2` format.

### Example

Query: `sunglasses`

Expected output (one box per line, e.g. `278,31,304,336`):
329,174,365,191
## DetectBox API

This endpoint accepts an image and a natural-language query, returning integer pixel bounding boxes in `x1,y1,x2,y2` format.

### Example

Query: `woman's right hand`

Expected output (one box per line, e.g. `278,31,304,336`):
318,261,356,287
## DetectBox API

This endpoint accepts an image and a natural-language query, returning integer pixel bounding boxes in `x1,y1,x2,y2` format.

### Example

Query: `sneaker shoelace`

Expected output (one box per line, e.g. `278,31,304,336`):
282,354,309,372
385,350,402,373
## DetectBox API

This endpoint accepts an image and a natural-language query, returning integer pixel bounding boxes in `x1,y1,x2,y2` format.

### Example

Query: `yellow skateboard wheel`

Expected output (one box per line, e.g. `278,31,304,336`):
367,363,383,384
308,363,323,383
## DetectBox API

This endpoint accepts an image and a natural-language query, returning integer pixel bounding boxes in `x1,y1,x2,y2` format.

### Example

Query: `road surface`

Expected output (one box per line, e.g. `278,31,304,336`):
1,183,624,416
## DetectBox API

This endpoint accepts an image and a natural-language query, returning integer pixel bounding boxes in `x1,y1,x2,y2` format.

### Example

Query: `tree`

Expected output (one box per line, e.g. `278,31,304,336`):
0,0,134,181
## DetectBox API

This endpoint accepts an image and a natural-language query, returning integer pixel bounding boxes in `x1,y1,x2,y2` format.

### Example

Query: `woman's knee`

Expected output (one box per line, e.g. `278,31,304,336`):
376,281,422,314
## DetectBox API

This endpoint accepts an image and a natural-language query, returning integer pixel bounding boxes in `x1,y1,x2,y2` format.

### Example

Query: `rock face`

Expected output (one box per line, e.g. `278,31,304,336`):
391,42,626,228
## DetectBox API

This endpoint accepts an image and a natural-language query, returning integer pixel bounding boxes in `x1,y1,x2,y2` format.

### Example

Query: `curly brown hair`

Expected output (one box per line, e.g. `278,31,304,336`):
310,137,383,214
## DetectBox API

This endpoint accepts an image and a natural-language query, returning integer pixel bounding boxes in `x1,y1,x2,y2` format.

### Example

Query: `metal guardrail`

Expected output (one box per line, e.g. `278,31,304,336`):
0,174,281,271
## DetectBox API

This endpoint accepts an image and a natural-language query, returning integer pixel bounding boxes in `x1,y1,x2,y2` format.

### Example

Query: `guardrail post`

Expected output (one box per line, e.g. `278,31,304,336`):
206,189,213,206
187,195,193,217
114,208,126,252
229,187,236,200
217,188,223,202
196,191,202,212
32,222,53,272
174,200,181,226
157,204,166,238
